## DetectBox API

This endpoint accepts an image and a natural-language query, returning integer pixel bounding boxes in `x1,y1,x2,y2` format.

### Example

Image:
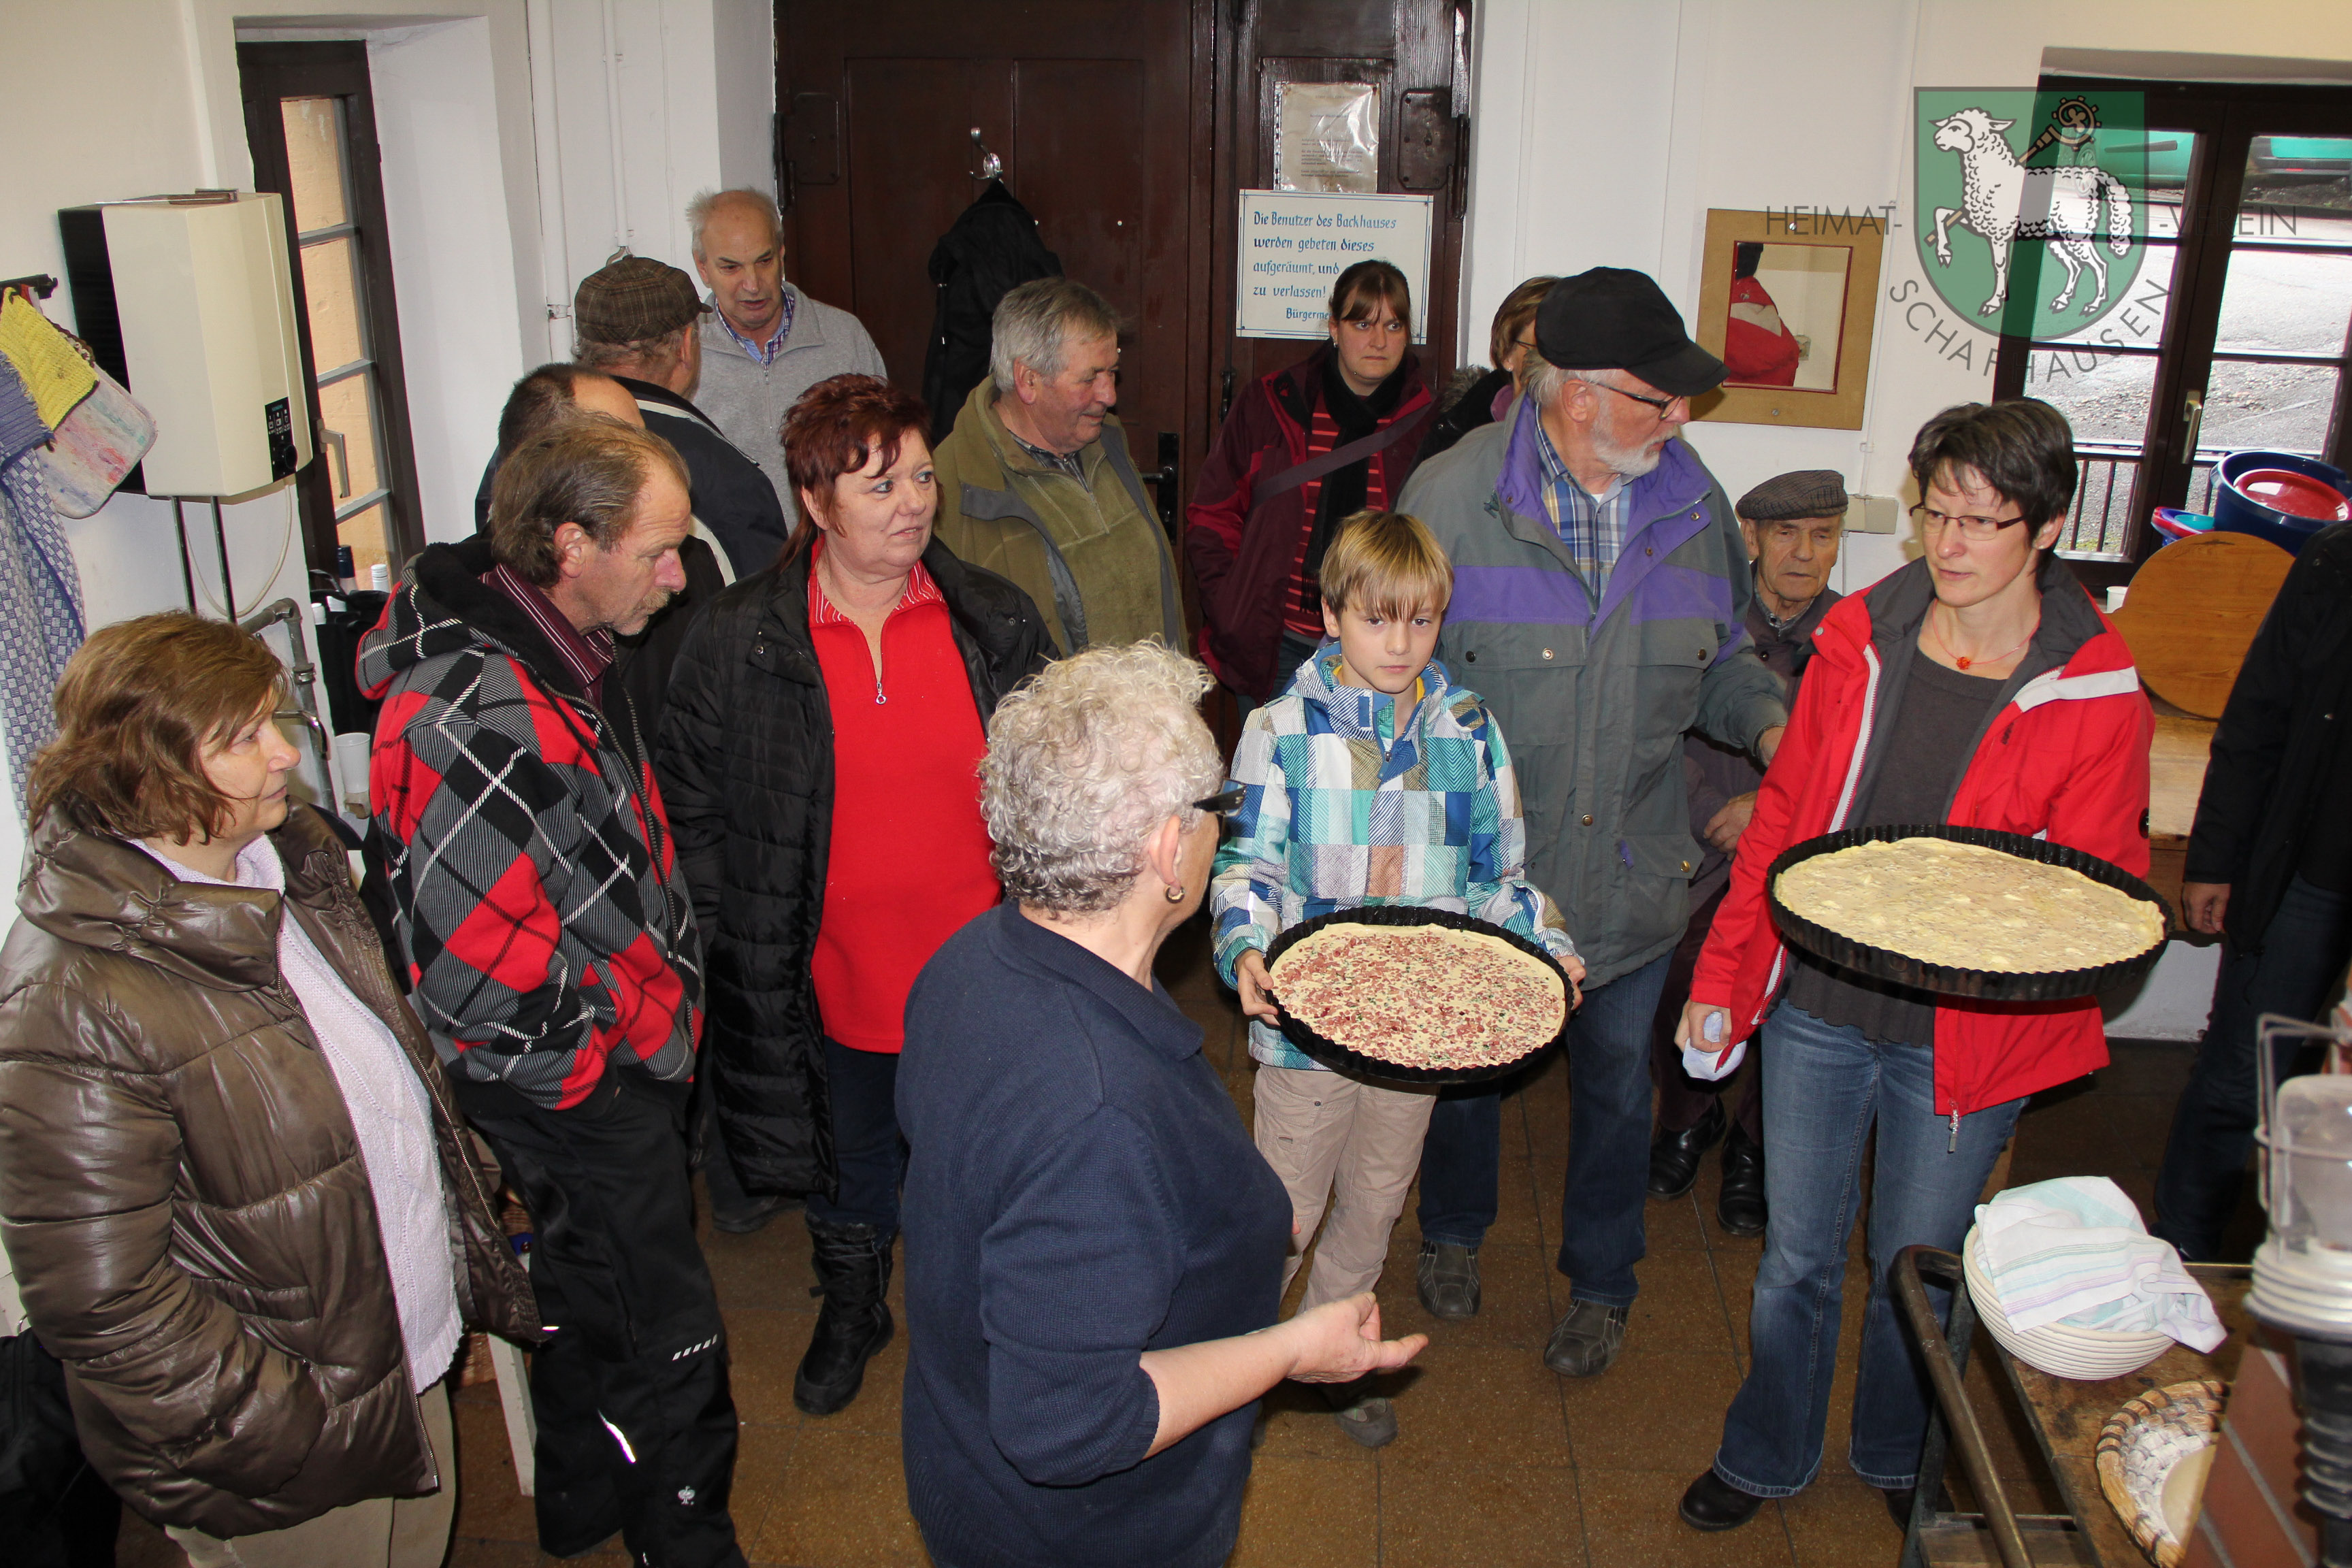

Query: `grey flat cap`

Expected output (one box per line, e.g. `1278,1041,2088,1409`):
1737,470,1850,523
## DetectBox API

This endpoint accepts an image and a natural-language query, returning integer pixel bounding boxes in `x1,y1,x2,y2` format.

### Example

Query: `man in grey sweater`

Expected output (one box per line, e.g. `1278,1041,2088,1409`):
689,188,887,524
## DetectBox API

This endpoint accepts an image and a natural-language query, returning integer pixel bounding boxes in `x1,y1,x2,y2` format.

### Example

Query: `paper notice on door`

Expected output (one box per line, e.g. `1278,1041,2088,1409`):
1275,82,1379,193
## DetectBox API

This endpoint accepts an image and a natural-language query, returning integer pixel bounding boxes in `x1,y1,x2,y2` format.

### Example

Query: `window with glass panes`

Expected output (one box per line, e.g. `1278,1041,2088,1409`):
238,42,423,584
1995,79,2352,590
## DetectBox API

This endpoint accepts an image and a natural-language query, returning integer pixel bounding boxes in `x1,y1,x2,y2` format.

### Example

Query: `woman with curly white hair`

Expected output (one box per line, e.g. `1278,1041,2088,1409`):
896,642,1426,1568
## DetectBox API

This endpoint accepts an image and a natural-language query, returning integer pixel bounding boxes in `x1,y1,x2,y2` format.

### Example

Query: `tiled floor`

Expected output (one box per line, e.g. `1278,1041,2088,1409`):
118,918,2212,1567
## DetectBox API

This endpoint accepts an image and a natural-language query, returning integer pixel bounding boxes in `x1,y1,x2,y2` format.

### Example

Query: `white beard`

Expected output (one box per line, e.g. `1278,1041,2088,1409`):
1592,421,1666,480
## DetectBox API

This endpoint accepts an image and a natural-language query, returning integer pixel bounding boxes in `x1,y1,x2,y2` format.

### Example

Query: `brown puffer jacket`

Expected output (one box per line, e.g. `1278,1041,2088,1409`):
0,805,538,1536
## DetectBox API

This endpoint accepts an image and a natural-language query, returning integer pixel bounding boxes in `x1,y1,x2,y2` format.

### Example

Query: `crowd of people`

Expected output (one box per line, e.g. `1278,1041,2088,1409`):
3,176,2338,1568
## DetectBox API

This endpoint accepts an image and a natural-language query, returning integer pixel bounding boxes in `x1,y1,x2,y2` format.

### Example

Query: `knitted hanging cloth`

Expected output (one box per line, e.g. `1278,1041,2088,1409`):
0,354,88,819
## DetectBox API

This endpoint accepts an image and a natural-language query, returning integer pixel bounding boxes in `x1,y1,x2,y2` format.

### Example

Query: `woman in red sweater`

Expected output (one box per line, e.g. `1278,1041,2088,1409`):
654,376,1051,1417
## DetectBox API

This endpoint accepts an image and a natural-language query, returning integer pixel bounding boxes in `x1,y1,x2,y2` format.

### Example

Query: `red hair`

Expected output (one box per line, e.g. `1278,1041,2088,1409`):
781,374,931,557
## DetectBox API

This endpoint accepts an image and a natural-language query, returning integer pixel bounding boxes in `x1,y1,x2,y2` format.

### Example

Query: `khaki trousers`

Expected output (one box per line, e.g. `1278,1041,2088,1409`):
168,1382,456,1568
1252,1064,1438,1313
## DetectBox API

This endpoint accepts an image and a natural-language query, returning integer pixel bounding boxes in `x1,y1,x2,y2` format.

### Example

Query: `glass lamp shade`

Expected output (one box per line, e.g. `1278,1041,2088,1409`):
2255,1072,2352,1340
2276,1077,2352,1252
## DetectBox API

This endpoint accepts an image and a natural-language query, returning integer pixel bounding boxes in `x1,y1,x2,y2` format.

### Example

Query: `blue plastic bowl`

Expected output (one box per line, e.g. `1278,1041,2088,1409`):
2213,451,2350,557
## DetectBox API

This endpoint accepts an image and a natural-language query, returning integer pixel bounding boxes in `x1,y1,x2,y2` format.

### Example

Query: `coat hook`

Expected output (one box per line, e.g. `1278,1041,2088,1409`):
969,127,1004,182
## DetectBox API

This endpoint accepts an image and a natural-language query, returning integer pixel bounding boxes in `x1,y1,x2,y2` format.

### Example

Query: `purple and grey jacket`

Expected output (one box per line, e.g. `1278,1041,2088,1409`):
1396,394,1788,987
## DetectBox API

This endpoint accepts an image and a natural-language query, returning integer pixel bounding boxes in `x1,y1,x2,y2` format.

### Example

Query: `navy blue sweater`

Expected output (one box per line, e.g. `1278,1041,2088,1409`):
898,904,1292,1568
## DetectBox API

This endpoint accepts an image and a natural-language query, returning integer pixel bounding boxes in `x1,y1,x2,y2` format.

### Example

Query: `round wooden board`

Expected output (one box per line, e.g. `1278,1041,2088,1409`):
2108,531,2293,718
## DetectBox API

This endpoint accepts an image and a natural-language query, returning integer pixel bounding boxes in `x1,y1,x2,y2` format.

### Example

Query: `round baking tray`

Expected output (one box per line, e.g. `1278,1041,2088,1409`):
1766,824,2172,1002
1262,906,1574,1085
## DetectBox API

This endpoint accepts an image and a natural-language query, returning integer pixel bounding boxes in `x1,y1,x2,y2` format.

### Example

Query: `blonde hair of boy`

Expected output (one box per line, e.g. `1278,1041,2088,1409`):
1318,510,1454,623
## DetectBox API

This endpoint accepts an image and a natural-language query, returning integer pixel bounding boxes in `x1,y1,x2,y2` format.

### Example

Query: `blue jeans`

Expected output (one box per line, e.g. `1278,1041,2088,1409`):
1417,1090,1503,1247
1714,1002,2023,1496
1416,951,1671,1305
806,1039,905,1241
2153,876,2352,1261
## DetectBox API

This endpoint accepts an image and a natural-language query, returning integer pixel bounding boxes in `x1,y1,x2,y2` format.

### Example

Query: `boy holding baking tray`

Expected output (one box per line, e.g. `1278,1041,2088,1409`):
1211,508,1585,1448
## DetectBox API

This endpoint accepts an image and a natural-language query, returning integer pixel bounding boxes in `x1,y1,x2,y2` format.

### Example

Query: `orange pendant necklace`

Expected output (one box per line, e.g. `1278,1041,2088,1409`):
1928,604,2036,671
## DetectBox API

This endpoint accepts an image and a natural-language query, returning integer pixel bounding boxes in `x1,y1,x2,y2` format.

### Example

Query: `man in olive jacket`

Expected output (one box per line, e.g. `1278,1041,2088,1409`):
1396,270,1787,1377
930,278,1183,654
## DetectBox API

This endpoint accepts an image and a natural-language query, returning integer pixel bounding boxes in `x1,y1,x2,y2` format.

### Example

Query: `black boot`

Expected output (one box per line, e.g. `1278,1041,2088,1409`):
796,1219,894,1416
1718,1125,1767,1237
1647,1096,1725,1200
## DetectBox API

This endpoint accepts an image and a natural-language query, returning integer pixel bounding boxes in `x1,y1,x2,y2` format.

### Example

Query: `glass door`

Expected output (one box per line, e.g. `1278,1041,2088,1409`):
1997,79,2352,589
238,42,424,585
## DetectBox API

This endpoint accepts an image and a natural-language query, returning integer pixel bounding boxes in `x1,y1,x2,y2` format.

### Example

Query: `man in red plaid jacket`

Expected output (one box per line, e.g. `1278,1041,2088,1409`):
361,418,745,1568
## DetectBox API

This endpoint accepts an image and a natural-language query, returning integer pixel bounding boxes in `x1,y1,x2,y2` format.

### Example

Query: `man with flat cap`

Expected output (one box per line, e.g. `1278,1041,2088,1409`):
1396,267,1790,1377
1644,470,1848,1241
571,251,792,581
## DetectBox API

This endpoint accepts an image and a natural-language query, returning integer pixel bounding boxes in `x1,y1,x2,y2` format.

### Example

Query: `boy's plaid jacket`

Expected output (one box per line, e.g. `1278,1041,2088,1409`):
1211,645,1578,1069
357,538,702,1110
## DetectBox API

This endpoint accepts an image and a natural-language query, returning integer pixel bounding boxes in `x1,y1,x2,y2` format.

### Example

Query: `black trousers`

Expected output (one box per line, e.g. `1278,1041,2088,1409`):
1646,883,1763,1141
464,1076,746,1568
804,1039,905,1239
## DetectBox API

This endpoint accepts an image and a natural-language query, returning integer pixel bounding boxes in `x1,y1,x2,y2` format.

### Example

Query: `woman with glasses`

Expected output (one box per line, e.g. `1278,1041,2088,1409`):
896,644,1425,1568
1669,399,2153,1537
1187,259,1437,713
654,374,1051,1418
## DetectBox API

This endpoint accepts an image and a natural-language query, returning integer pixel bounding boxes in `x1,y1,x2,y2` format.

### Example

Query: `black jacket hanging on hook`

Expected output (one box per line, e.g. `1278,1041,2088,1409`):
921,180,1060,444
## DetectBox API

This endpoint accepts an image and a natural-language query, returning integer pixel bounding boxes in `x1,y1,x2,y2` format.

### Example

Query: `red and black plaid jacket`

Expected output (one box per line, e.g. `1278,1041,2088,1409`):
358,538,701,1109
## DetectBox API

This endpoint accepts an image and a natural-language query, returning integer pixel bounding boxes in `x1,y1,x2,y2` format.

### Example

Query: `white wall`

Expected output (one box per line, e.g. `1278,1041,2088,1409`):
0,0,769,893
529,0,772,362
1460,0,2352,1039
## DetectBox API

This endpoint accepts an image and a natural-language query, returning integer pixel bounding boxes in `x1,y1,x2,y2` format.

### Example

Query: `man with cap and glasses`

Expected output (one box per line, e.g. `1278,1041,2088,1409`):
1395,268,1790,1378
1644,471,1848,1241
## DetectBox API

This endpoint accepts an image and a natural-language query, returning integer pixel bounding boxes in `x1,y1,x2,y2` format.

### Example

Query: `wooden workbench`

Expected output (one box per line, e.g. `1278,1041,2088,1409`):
1906,1260,2254,1567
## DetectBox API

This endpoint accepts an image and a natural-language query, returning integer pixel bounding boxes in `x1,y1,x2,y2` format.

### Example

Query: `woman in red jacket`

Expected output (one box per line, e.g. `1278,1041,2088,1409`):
1186,260,1435,707
1670,401,2153,1537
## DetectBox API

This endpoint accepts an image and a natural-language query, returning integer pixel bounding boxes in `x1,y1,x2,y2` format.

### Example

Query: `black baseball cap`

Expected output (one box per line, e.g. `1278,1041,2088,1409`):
1535,267,1726,398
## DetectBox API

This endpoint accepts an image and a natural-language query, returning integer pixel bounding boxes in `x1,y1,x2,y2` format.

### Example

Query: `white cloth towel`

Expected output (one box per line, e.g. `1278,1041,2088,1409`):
1973,1175,2225,1352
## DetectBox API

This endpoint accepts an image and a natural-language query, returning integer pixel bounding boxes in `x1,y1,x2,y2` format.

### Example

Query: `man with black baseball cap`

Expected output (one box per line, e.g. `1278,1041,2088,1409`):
1396,267,1790,1378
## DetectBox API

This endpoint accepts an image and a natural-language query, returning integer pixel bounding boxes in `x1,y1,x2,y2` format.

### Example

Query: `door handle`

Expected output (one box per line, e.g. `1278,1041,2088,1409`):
323,427,350,498
1141,431,1181,545
2181,391,2204,465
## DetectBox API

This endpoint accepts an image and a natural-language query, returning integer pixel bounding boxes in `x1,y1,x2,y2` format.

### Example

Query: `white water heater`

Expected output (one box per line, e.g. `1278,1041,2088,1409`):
58,191,312,498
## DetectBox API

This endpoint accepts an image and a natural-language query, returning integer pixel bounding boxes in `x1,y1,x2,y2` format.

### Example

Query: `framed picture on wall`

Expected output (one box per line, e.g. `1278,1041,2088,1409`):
1692,208,1884,431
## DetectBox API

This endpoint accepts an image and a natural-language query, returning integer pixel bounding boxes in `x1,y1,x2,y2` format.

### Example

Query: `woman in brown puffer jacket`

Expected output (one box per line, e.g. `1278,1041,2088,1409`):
0,612,536,1566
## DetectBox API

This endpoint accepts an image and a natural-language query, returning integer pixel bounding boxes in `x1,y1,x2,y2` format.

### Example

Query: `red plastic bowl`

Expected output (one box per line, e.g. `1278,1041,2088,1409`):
2230,467,2351,522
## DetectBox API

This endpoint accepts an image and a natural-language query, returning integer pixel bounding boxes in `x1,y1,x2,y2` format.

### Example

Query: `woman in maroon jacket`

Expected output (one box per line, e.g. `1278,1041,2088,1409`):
1186,261,1435,707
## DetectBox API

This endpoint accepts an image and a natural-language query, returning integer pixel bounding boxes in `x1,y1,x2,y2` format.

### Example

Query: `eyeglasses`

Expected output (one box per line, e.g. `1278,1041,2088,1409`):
1192,785,1246,816
1909,503,2029,540
1584,380,1686,423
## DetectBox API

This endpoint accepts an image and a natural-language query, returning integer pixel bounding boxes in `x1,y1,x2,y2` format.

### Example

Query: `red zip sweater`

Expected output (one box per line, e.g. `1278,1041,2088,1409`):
1689,557,2153,1120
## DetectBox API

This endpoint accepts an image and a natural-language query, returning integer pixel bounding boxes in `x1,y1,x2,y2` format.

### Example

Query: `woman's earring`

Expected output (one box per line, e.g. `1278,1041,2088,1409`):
1166,883,1186,904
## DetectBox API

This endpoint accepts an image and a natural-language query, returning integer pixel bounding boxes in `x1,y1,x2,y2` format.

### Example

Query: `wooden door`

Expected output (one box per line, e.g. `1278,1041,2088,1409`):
1209,0,1474,425
777,0,1211,495
777,0,1473,525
